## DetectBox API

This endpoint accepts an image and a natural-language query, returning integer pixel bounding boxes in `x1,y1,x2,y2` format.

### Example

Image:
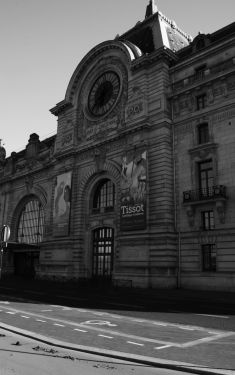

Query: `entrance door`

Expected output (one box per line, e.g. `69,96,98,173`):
92,227,114,282
14,252,39,278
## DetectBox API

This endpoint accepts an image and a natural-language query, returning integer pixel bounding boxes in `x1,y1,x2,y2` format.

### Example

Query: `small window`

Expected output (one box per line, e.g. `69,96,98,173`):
202,244,216,271
201,210,214,230
198,123,209,144
93,179,115,211
196,94,207,110
195,65,206,79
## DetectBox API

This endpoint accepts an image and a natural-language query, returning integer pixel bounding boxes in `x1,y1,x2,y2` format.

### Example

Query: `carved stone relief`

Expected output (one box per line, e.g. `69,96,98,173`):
125,86,147,123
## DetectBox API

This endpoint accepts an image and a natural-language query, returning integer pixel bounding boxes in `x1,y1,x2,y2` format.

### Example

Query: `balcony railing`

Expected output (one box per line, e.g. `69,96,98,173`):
172,58,235,92
183,185,226,203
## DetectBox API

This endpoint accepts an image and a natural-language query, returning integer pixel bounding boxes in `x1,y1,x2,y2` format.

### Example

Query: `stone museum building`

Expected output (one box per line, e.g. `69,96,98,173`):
1,1,235,291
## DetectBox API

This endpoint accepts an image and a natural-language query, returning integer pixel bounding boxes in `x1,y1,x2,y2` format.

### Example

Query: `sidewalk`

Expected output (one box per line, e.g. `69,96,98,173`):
0,327,161,375
0,325,233,375
0,276,235,312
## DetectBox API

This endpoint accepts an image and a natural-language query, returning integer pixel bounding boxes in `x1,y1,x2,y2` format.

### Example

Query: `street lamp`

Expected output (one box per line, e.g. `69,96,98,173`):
0,225,11,279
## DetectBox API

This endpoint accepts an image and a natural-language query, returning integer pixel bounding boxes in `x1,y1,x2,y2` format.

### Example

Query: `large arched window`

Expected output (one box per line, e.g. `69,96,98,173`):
17,199,45,244
93,179,115,212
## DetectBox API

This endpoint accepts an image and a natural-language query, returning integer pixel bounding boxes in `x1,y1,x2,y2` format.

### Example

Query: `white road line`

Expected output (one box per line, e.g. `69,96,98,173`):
62,307,72,311
92,312,105,316
74,328,88,333
21,315,30,319
153,322,167,326
178,326,195,331
155,345,172,350
36,319,46,323
53,323,65,327
127,341,144,346
41,309,52,312
6,312,16,315
98,334,113,339
195,314,229,319
132,319,144,323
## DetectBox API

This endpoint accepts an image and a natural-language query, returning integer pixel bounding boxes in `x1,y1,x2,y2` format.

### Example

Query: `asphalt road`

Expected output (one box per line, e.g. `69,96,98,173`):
0,287,234,374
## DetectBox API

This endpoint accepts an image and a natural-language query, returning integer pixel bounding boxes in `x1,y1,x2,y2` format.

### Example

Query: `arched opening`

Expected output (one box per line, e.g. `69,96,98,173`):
92,178,115,213
14,197,45,278
17,199,45,244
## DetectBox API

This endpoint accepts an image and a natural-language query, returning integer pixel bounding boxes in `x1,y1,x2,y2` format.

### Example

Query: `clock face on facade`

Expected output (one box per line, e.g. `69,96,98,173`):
88,71,120,117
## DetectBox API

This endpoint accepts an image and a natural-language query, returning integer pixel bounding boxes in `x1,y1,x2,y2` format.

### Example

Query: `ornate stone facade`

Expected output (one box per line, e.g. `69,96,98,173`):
0,3,235,290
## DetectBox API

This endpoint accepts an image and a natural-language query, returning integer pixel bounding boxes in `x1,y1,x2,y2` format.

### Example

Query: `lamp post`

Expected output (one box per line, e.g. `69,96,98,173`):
0,225,10,280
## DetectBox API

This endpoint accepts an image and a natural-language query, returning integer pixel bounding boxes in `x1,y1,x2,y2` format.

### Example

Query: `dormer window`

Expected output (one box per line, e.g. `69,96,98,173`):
198,123,209,144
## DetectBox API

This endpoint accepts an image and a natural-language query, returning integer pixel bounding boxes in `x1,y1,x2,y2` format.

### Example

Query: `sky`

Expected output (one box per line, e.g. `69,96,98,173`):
1,0,234,156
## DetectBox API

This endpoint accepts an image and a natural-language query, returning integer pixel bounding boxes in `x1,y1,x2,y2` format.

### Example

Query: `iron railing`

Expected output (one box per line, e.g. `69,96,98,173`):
183,185,226,203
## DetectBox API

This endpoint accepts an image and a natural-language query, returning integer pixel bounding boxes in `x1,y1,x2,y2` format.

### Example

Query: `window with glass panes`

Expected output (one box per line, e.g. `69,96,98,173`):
198,160,213,197
202,244,216,271
17,199,44,244
196,93,207,110
92,227,114,278
93,179,115,210
198,123,209,144
201,210,214,230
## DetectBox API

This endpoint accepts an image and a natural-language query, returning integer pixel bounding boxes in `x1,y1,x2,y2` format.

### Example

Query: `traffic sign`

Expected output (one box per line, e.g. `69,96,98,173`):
1,225,10,244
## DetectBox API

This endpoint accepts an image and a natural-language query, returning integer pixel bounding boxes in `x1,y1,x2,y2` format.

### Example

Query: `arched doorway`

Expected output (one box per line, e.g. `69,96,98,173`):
92,227,114,282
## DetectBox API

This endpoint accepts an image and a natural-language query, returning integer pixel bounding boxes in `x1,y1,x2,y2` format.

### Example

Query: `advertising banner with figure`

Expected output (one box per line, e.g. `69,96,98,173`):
53,171,72,236
120,151,147,231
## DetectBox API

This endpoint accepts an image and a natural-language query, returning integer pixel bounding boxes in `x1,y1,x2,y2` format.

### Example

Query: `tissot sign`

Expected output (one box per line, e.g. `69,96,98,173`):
120,151,147,231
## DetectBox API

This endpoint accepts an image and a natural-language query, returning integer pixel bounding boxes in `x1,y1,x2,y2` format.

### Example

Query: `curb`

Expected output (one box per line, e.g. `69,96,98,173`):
0,322,231,375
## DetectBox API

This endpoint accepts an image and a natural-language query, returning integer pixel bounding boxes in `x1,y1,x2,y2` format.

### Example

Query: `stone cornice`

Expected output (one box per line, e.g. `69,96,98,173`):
50,100,73,117
131,47,178,71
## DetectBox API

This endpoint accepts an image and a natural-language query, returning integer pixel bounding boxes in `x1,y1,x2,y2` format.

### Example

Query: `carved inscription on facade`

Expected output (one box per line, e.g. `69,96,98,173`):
86,117,118,140
125,87,147,123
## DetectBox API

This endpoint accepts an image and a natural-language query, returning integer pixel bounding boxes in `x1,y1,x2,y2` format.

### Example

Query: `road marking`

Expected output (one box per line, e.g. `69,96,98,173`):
36,319,46,323
98,334,113,339
153,322,167,326
2,304,231,348
155,345,172,350
82,320,117,327
41,309,52,312
6,311,16,315
132,319,144,323
74,328,88,333
92,312,105,316
53,323,65,327
178,326,195,331
127,341,144,346
195,314,229,319
0,301,9,304
62,307,72,311
21,315,30,319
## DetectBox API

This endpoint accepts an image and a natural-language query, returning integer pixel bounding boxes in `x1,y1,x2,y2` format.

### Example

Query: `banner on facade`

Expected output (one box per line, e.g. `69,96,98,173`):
120,151,147,231
53,171,72,236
